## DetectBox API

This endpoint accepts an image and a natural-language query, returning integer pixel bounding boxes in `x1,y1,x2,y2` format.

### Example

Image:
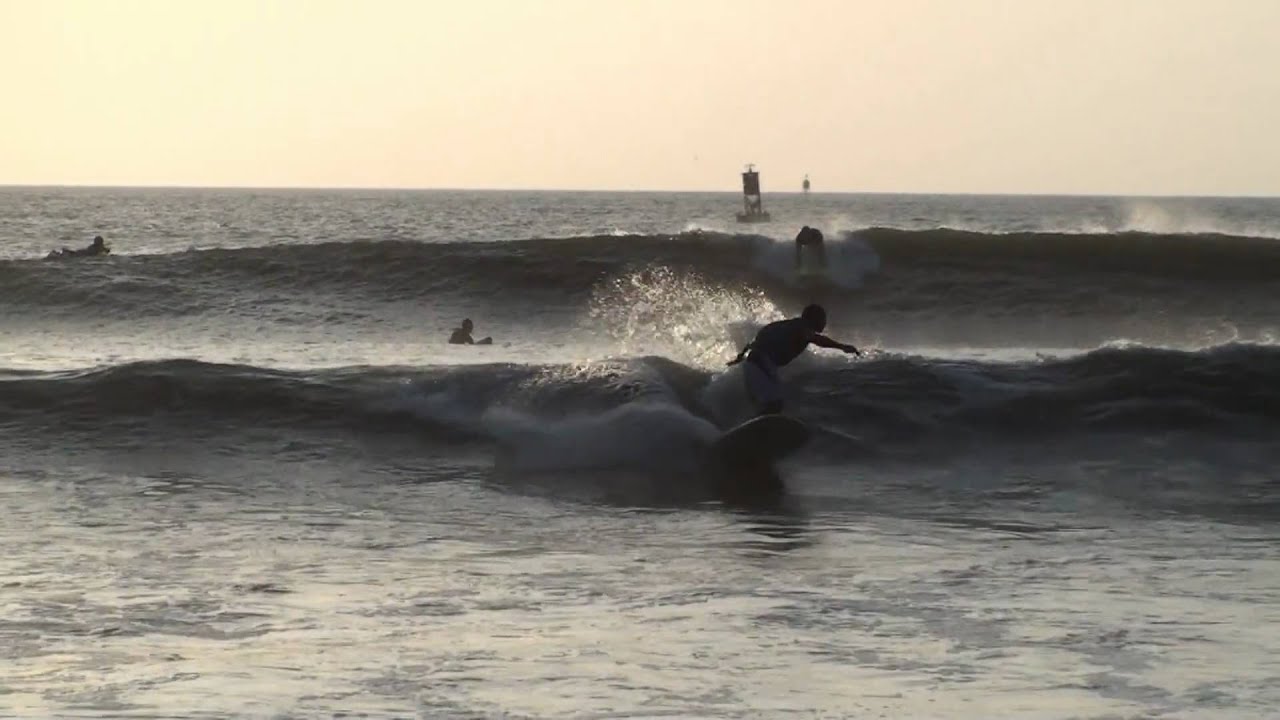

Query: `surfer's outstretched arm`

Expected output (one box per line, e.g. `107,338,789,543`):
811,333,861,356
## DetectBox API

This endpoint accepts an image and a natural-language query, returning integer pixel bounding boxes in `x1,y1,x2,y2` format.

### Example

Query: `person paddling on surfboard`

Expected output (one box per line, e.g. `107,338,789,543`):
48,234,110,259
448,318,492,345
726,304,860,415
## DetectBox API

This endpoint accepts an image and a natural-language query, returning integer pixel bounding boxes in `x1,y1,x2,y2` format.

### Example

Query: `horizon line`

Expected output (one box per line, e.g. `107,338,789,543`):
1,182,1277,200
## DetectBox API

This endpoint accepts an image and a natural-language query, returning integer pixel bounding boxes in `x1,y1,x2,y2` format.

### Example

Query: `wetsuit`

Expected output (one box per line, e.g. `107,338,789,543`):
740,318,816,414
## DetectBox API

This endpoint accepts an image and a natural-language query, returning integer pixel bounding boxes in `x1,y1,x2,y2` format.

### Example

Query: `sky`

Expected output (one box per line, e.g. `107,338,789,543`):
2,0,1278,195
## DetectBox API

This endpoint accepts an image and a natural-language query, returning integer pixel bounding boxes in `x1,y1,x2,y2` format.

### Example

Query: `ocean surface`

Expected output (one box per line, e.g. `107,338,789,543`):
1,186,1278,718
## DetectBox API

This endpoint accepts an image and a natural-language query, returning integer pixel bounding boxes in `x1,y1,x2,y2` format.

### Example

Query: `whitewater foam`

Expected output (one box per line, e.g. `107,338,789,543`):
384,376,719,474
586,266,782,369
485,402,718,473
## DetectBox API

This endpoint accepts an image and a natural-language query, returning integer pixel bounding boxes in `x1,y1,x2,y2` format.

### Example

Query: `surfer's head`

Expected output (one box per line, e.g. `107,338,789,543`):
92,235,104,247
801,304,827,332
461,318,473,332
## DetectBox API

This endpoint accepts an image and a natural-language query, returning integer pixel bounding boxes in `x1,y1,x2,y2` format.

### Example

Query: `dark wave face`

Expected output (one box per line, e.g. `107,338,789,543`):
4,344,1277,454
3,229,1279,342
851,228,1280,325
859,227,1280,279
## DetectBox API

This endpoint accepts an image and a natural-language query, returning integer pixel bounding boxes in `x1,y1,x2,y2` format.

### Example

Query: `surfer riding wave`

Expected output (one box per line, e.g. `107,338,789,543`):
727,304,860,416
795,225,826,270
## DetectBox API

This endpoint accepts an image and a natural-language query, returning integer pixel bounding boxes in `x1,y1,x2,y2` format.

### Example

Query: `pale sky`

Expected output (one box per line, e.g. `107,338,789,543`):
2,0,1278,195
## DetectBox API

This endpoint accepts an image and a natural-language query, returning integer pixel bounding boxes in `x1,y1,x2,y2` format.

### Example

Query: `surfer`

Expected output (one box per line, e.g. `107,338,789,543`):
794,226,826,269
85,235,110,255
448,318,492,345
726,304,860,415
48,235,110,259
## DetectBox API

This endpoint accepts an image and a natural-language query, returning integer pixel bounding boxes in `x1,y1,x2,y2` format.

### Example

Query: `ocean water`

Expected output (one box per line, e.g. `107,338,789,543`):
1,187,1278,718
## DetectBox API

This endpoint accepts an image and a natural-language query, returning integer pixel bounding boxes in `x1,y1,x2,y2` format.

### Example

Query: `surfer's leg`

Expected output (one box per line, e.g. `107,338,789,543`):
742,361,784,415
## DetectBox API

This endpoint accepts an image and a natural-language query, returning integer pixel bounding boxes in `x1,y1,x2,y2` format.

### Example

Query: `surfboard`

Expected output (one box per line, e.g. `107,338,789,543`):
711,414,811,469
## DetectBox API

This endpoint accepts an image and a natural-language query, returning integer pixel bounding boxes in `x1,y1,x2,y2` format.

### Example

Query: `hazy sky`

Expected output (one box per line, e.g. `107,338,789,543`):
3,0,1278,194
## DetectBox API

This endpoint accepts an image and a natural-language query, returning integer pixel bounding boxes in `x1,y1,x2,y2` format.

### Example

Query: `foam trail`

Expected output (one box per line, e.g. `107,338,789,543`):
381,375,722,473
483,402,720,473
383,388,489,435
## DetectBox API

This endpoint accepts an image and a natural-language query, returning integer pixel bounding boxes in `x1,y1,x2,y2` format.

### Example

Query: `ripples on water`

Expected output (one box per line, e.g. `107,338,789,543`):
1,189,1278,717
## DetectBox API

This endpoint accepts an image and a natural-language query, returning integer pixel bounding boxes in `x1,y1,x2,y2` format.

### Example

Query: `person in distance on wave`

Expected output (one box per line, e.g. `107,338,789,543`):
727,304,860,416
83,235,110,256
794,225,826,269
448,318,492,345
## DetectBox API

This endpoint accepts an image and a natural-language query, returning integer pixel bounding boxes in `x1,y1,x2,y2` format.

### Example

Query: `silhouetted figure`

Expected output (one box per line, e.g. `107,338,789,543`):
727,304,860,415
48,235,111,259
449,318,492,345
794,226,826,269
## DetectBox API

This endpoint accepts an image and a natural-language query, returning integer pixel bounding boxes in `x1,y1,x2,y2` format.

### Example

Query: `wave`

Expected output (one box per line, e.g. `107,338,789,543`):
0,234,764,314
856,227,1280,280
795,342,1280,443
3,344,1278,460
4,228,1278,313
3,229,1279,365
